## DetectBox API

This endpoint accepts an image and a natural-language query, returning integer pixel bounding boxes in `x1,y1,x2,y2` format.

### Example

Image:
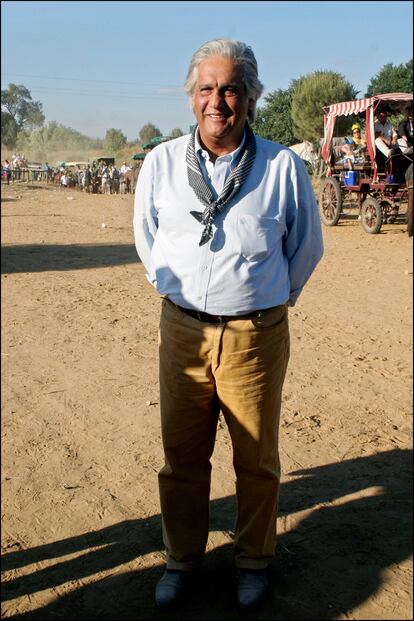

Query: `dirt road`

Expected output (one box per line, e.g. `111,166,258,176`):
1,182,412,619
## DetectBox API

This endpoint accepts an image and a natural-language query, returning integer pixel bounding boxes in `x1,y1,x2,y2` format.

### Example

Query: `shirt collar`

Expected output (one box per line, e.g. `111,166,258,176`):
194,127,246,164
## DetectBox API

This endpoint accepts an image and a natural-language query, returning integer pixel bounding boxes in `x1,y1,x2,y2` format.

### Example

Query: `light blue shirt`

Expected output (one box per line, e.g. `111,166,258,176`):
133,132,324,314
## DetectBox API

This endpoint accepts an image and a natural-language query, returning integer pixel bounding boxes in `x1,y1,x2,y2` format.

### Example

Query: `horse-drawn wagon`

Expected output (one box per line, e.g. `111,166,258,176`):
319,93,412,233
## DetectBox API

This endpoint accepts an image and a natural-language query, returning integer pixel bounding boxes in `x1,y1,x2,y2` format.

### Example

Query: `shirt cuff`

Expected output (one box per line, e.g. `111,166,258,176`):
145,273,157,288
288,287,303,307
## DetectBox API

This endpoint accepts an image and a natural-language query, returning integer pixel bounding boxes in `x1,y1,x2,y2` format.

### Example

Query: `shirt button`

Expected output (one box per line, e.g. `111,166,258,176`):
202,265,208,270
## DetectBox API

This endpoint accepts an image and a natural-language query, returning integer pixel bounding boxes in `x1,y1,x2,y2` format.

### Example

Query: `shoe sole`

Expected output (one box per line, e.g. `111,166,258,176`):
237,588,269,612
156,600,181,612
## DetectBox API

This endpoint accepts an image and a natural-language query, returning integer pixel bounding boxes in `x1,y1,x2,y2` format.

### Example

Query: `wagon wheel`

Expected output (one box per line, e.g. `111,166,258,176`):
319,177,342,226
361,197,383,234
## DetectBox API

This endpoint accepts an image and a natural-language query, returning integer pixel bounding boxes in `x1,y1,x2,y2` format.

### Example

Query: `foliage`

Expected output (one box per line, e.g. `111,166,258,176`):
139,122,162,144
14,121,104,162
1,111,19,149
252,83,298,145
1,83,45,131
104,128,127,152
365,59,413,96
291,71,358,142
169,127,184,138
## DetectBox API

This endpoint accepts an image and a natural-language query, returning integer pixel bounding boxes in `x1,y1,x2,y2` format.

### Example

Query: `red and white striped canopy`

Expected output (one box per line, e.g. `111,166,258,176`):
323,93,412,116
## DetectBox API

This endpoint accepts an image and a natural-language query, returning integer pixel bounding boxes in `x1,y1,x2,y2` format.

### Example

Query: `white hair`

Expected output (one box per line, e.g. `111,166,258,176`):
184,39,264,123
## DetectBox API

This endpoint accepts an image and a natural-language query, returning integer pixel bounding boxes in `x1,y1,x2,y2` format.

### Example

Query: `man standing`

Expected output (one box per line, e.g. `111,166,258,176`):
134,39,323,612
120,161,131,175
82,165,91,193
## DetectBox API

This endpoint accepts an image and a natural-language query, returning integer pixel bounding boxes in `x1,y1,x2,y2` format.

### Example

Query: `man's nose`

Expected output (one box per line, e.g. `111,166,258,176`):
210,89,225,108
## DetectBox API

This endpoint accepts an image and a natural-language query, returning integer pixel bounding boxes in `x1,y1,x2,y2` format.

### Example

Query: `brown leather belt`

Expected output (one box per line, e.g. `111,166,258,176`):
172,301,268,324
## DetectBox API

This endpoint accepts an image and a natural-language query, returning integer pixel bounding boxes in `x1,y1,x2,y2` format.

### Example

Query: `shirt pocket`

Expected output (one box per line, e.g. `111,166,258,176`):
237,214,280,262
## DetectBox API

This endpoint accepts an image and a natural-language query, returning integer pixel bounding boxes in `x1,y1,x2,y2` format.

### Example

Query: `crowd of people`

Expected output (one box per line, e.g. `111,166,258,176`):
58,161,133,194
1,157,141,194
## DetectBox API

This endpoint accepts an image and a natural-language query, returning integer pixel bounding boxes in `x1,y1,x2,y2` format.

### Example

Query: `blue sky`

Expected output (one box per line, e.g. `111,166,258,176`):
1,0,413,141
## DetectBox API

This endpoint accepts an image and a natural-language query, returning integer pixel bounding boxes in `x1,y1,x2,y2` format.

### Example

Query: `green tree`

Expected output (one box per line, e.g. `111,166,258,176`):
169,127,184,138
104,128,127,152
139,122,161,144
29,122,84,159
1,111,19,149
27,127,48,161
1,83,45,131
291,71,358,142
365,60,413,96
14,121,104,161
252,83,297,145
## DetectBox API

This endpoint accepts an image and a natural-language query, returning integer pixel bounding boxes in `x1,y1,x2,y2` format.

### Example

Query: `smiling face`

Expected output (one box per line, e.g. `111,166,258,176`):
192,56,254,156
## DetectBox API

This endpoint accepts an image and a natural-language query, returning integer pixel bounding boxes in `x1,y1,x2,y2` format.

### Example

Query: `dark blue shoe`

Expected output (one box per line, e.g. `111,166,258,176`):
236,568,269,611
155,569,191,611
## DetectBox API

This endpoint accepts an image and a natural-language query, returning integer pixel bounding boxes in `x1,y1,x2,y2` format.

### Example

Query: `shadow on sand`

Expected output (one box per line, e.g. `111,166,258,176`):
2,448,412,620
1,244,141,274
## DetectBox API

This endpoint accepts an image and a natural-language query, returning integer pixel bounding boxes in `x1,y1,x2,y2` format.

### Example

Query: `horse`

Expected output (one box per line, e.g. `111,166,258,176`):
121,170,133,193
119,175,127,194
289,141,319,167
406,162,413,237
123,163,143,194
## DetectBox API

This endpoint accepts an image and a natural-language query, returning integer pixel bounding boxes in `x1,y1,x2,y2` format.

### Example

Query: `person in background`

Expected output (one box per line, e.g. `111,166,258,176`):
60,171,68,189
101,164,111,194
340,136,357,169
350,123,367,157
120,161,131,175
82,165,91,193
120,161,132,194
397,104,413,154
110,164,120,194
3,160,12,184
43,162,51,183
374,110,398,158
134,38,323,613
340,123,367,169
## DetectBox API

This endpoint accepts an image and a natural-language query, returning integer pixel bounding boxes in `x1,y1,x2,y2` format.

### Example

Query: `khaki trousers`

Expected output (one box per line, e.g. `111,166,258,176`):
158,299,290,570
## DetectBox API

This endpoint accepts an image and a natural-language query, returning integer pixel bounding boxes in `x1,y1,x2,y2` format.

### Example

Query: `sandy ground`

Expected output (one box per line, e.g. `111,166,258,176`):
1,180,412,620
